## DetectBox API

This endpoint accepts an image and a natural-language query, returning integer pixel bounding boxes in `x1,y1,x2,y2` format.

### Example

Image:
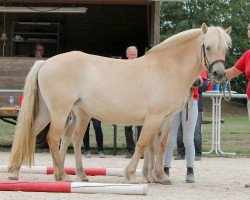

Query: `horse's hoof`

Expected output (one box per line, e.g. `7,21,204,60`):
151,172,171,185
124,175,138,184
157,179,172,185
55,174,72,182
127,178,139,184
76,176,89,182
143,174,154,183
124,176,130,183
8,172,19,180
141,176,149,183
8,176,19,180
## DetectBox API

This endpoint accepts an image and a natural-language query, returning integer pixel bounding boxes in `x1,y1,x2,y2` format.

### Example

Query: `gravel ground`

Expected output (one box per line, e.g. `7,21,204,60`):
0,152,250,200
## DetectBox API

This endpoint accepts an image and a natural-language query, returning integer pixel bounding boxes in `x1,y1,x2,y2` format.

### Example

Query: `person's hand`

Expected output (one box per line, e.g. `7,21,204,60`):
36,51,42,58
192,75,203,87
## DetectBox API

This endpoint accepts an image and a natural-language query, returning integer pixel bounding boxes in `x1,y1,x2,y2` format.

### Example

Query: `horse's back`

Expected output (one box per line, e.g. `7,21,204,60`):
36,51,152,124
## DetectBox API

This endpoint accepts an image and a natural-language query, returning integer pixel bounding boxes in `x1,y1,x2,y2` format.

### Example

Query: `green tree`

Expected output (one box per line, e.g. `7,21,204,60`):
160,0,250,101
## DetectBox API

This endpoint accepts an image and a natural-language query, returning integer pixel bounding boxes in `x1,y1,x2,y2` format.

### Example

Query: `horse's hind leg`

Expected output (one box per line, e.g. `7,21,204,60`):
33,91,51,137
71,107,91,182
151,119,172,184
59,112,76,166
125,114,164,183
47,113,72,181
142,137,155,183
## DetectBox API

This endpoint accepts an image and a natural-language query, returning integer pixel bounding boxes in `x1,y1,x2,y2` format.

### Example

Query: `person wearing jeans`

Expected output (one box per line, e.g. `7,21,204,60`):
164,70,207,183
175,79,208,161
164,97,198,183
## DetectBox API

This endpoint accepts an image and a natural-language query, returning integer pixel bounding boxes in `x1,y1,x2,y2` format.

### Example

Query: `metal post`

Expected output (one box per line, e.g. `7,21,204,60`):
113,125,117,156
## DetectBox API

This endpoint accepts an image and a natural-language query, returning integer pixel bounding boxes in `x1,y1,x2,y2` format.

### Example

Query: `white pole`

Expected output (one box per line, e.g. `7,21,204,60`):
71,182,147,195
0,165,47,174
106,168,142,176
0,180,147,195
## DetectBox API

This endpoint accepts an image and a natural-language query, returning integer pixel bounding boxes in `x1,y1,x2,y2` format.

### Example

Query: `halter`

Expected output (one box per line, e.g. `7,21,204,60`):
201,43,232,100
201,43,225,74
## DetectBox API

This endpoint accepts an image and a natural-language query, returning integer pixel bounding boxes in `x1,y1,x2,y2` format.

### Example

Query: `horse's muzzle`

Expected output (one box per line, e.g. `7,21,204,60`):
211,65,226,83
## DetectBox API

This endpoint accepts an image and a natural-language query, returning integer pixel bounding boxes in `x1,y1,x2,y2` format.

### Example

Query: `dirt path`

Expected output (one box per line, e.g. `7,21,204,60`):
0,152,250,200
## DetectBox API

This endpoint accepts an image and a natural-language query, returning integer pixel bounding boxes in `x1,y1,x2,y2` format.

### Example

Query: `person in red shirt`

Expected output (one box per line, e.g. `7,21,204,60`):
226,24,250,111
226,53,250,97
226,23,250,188
163,70,207,183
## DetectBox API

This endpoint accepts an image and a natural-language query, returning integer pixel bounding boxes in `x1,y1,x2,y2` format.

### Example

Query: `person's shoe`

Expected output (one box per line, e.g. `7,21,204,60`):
174,154,185,160
164,167,170,176
195,155,202,161
125,152,133,159
84,151,91,158
185,167,195,183
99,151,105,158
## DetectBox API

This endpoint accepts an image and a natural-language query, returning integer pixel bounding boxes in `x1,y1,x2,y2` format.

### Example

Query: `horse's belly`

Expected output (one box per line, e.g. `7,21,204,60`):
79,100,146,125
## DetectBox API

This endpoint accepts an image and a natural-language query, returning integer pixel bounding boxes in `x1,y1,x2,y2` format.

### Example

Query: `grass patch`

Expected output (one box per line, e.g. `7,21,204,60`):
0,120,15,147
202,116,250,156
1,116,250,156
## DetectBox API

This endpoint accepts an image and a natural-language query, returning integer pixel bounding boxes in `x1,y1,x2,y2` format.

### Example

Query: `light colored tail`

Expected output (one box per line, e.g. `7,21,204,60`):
8,60,45,169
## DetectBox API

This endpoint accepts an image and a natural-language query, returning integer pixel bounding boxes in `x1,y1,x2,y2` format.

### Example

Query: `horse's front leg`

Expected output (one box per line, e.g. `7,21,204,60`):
124,115,164,183
71,107,91,182
142,136,156,183
151,119,172,185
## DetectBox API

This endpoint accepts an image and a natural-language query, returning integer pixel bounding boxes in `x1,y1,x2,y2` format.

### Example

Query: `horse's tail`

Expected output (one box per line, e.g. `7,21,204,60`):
8,60,45,169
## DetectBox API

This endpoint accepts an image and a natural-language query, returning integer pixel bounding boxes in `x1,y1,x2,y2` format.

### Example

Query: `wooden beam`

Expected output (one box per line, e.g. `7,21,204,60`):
151,1,160,45
2,0,151,5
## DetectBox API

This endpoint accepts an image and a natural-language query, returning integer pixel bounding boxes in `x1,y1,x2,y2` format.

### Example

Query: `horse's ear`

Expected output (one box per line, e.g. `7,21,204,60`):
201,23,208,34
225,26,232,35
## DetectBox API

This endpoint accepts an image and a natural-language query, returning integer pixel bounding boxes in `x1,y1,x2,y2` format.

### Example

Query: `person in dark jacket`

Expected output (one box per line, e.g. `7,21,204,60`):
124,46,142,159
83,118,105,158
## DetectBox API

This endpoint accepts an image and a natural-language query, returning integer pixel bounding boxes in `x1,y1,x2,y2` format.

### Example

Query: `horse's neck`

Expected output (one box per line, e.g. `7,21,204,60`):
162,34,202,75
178,42,203,90
146,35,203,92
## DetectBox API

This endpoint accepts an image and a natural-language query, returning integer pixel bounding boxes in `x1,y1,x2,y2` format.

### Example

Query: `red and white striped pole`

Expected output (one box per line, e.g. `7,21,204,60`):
0,165,142,177
0,180,147,195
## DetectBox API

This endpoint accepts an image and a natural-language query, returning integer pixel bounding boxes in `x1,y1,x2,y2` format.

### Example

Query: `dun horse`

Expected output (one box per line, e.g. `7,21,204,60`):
59,75,202,184
8,24,231,183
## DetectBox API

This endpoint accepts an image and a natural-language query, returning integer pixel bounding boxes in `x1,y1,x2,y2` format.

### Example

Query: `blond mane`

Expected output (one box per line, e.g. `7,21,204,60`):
147,29,201,54
203,26,231,50
147,26,231,54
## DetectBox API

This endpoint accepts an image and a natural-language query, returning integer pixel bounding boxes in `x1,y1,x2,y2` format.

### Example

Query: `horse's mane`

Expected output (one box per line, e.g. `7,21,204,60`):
147,26,231,54
203,26,231,50
147,29,201,54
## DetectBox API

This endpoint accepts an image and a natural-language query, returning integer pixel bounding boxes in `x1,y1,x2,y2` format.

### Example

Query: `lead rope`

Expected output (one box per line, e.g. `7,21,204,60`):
185,102,189,121
185,90,194,121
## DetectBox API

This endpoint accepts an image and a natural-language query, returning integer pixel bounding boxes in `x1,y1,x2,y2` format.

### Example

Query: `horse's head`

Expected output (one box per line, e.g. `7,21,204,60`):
201,23,232,83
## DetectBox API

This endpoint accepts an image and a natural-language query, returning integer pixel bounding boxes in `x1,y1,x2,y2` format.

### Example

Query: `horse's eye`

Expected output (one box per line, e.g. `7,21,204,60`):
206,46,211,51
